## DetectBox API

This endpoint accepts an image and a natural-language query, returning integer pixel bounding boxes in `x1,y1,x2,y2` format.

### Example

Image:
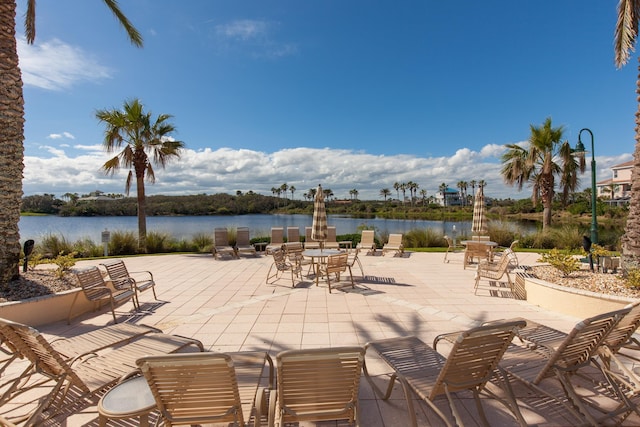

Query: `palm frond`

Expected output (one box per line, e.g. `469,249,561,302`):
615,0,640,68
102,0,143,47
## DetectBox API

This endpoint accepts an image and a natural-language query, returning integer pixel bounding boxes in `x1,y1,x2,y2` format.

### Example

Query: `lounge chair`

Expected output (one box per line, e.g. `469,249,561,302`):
363,320,527,427
213,227,237,259
0,318,203,426
304,226,321,249
382,233,404,256
286,226,300,244
137,351,274,427
463,241,491,269
265,227,284,254
318,253,354,293
474,248,519,298
69,266,137,324
235,227,257,257
266,248,301,288
324,226,340,249
500,307,635,426
100,259,158,308
269,346,365,427
356,230,376,255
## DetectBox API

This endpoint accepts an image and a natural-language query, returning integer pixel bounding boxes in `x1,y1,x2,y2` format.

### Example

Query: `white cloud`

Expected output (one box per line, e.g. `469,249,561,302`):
214,19,297,59
17,37,113,90
216,20,269,41
47,132,75,140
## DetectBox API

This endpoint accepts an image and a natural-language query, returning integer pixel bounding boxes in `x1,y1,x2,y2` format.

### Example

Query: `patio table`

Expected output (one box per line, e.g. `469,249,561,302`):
302,249,344,286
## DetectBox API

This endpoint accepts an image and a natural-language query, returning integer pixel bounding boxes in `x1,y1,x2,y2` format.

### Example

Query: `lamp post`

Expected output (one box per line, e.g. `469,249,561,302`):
575,128,598,245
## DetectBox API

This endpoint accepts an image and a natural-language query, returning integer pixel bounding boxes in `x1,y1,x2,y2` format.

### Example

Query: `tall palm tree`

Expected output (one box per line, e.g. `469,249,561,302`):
289,185,295,200
97,99,184,253
380,188,391,202
615,0,640,269
438,182,448,207
393,182,400,201
501,117,584,230
0,0,141,287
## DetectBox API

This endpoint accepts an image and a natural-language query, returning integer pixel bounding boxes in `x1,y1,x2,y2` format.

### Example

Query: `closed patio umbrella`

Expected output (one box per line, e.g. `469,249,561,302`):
311,184,328,248
472,186,488,236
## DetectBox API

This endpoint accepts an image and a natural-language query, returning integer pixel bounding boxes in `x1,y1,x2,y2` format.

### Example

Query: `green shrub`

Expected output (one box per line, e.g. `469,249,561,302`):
548,225,584,250
146,231,174,253
192,232,213,252
538,249,581,277
53,251,78,278
108,231,138,255
72,237,104,257
626,268,640,289
38,234,73,258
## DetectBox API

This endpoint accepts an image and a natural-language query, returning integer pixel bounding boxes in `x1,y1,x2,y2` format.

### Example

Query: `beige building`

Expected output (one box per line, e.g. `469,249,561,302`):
596,160,632,205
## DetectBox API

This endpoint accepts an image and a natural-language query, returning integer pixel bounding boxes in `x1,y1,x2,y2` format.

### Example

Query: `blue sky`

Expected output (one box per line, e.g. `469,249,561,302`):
18,0,636,200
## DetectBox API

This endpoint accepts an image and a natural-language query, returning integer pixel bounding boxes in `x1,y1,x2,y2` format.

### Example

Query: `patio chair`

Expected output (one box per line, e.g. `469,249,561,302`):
443,235,462,263
500,307,635,426
282,241,313,276
265,227,284,254
474,248,519,298
304,226,321,249
69,266,137,324
464,241,492,269
324,226,340,249
137,351,274,427
356,230,376,255
266,248,301,288
269,346,365,427
347,248,364,277
213,227,237,259
319,253,354,293
363,320,527,427
0,318,203,426
100,259,158,308
235,227,257,257
382,233,404,257
286,226,300,243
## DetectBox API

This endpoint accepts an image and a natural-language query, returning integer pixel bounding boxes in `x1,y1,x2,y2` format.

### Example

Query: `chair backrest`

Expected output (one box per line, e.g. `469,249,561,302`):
99,259,132,289
275,346,365,424
271,248,290,270
137,353,244,426
387,234,403,247
533,307,630,384
431,320,526,399
360,230,374,246
287,227,300,243
325,253,348,274
283,241,303,256
75,266,113,302
214,228,230,246
236,227,251,246
472,235,490,241
509,240,519,250
466,241,490,257
603,301,640,353
478,249,513,278
326,226,337,243
270,227,284,245
444,235,454,249
305,226,315,242
347,249,360,267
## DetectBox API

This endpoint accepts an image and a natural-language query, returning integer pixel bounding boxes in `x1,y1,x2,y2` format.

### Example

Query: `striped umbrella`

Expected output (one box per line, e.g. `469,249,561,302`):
311,184,328,247
472,186,488,236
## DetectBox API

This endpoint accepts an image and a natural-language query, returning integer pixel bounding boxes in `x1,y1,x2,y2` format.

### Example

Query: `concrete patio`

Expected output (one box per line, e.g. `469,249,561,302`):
3,250,640,426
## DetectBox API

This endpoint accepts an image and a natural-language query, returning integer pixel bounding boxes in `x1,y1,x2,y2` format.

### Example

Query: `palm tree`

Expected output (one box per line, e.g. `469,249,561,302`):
614,0,640,268
501,117,585,230
605,183,620,200
0,0,141,286
457,181,466,207
393,182,400,201
438,183,448,207
380,188,391,202
289,185,296,200
469,180,477,202
419,189,427,206
97,99,184,252
280,183,288,200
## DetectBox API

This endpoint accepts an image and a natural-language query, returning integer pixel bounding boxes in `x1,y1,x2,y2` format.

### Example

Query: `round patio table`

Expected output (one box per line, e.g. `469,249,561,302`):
98,375,156,427
302,249,344,286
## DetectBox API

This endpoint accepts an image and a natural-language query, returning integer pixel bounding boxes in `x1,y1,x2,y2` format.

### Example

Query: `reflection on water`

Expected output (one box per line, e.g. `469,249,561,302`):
18,214,537,243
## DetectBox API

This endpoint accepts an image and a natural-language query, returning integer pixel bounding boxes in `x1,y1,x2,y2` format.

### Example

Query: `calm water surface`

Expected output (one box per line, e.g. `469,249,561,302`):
18,214,493,243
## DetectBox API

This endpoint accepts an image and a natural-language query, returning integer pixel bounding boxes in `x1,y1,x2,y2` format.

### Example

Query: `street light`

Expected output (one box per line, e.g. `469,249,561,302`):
575,128,598,245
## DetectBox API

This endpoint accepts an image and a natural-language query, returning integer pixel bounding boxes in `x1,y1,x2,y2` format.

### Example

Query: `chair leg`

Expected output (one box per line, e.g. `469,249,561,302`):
355,258,364,276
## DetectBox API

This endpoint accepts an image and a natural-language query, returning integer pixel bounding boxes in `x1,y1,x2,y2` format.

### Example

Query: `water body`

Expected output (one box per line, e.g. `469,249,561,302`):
18,214,536,244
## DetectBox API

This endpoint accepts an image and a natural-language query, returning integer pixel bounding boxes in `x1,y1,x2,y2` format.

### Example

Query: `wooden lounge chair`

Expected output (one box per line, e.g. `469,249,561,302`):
500,307,634,426
464,241,491,269
356,230,376,255
382,233,404,256
266,248,301,288
100,259,158,308
319,253,354,293
235,227,257,257
474,248,519,298
265,227,284,254
304,226,321,249
137,351,274,427
324,226,340,249
269,346,365,427
0,318,203,426
286,226,300,243
69,266,137,324
213,227,238,259
363,320,527,427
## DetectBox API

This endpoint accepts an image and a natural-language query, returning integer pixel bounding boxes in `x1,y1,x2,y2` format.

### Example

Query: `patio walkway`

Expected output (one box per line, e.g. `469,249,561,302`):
5,250,640,426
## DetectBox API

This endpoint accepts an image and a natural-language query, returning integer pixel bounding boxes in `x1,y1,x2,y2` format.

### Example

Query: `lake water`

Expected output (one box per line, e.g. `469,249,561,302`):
18,214,538,243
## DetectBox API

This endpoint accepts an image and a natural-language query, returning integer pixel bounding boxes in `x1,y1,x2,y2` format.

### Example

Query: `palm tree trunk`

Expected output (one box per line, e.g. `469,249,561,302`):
136,175,147,253
0,0,25,287
621,57,640,271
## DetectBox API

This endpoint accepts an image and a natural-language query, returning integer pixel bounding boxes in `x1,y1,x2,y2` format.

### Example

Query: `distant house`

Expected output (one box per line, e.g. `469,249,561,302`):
435,187,462,207
595,160,632,206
